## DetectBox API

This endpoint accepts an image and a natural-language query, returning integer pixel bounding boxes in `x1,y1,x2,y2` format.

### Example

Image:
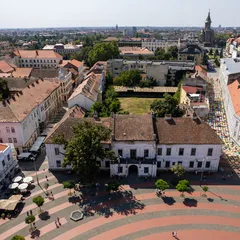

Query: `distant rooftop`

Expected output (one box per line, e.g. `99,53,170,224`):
221,58,240,75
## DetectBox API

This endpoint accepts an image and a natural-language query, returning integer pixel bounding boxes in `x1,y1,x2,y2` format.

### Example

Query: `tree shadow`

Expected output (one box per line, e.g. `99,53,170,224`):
79,190,145,218
162,196,176,206
39,211,50,221
183,198,198,207
28,185,36,191
68,196,81,204
30,229,40,239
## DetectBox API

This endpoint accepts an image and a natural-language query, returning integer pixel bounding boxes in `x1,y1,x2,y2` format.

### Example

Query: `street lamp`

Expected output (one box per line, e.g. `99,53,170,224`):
196,157,206,183
33,159,39,185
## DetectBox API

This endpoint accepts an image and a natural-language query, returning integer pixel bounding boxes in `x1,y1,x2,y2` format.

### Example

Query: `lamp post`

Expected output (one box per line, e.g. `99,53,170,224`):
196,157,206,183
33,159,39,185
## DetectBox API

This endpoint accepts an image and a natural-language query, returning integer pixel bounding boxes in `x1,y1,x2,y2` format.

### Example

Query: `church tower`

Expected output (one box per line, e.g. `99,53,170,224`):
200,10,214,46
205,10,212,30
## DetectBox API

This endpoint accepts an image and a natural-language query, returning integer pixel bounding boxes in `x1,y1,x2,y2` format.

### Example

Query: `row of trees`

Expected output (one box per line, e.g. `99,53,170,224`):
208,48,223,58
150,93,184,117
90,86,121,117
113,70,157,87
70,41,119,67
154,46,178,61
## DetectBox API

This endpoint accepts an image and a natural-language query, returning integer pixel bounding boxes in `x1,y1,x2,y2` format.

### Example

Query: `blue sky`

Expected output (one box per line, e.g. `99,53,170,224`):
0,0,238,28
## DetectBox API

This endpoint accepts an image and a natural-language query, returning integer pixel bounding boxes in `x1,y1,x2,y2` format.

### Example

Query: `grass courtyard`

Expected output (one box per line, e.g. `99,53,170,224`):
119,97,162,115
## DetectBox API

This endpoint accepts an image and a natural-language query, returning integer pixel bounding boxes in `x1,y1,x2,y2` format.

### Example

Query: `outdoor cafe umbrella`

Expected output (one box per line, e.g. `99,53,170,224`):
13,176,22,183
18,183,28,190
23,177,33,183
8,183,19,190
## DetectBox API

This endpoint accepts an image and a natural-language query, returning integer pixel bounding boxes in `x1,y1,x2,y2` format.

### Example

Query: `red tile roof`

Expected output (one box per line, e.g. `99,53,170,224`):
70,59,83,69
0,144,8,151
182,85,203,94
0,60,14,73
13,50,62,59
195,65,207,76
228,80,240,117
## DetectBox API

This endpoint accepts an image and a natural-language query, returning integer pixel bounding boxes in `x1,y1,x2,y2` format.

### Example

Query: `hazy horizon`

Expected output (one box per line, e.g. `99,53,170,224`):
0,0,238,28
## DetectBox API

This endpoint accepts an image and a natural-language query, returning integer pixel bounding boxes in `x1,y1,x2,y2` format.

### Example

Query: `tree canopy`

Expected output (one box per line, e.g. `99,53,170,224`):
150,93,184,117
25,215,35,225
11,236,25,240
113,70,142,87
0,78,10,101
105,181,120,193
154,46,178,60
33,196,44,210
155,179,169,191
61,121,116,182
88,42,119,67
176,179,190,197
70,46,92,66
90,86,121,117
171,164,185,178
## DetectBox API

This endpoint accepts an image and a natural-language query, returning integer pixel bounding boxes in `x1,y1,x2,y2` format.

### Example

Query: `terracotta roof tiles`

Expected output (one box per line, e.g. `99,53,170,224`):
228,80,240,117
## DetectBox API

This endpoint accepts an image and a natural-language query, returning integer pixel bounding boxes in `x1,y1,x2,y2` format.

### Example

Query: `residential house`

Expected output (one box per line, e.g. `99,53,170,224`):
142,39,180,52
45,114,222,175
0,60,15,74
12,50,63,68
0,79,61,153
0,143,18,186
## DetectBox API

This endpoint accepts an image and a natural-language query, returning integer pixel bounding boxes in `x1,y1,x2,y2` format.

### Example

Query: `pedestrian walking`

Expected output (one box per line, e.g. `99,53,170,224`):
57,217,61,226
30,210,33,215
45,175,48,181
55,220,59,228
27,211,29,216
50,191,53,196
172,231,175,237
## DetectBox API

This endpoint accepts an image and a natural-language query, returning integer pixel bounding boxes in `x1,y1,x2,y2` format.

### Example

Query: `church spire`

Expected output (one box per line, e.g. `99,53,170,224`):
205,9,212,24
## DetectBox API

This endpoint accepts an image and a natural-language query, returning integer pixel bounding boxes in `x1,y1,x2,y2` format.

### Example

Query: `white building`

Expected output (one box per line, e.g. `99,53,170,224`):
107,59,195,86
45,114,222,176
0,79,61,153
13,50,63,68
43,43,82,55
0,143,18,185
142,39,179,52
219,58,240,146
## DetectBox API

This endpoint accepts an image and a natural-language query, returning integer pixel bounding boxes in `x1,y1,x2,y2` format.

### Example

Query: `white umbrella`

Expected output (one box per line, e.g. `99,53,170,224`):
8,183,19,189
23,177,33,183
13,176,22,183
18,183,28,190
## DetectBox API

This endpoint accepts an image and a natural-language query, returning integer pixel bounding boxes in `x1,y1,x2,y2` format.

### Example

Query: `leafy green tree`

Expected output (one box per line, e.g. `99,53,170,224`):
62,121,116,182
167,46,178,60
214,49,219,57
88,42,119,67
11,235,25,240
110,100,121,113
202,186,209,197
0,78,10,101
171,164,185,178
105,181,120,194
113,70,142,87
214,57,220,67
155,179,169,192
176,180,190,198
25,215,35,230
209,48,213,55
63,180,75,196
70,46,92,66
150,93,184,117
52,133,68,146
33,196,44,212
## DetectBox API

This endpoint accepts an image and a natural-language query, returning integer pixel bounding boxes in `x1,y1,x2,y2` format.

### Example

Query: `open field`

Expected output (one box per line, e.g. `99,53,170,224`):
119,97,162,115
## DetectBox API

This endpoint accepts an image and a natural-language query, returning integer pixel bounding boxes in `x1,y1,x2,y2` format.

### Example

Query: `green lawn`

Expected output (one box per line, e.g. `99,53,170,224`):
119,97,162,115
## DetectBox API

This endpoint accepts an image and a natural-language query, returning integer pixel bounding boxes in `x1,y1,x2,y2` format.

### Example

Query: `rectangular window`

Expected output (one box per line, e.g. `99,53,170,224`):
189,161,194,168
7,154,10,161
0,138,2,143
207,148,213,156
179,148,184,156
13,138,17,143
56,160,61,168
178,161,183,165
130,149,137,159
165,161,170,168
6,127,10,133
157,148,162,156
118,149,123,157
118,166,123,173
11,127,15,133
144,167,149,173
8,138,12,143
157,161,161,168
166,148,171,156
2,160,5,167
197,161,203,168
54,148,60,155
191,148,196,156
206,161,211,168
105,161,110,168
144,149,149,158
